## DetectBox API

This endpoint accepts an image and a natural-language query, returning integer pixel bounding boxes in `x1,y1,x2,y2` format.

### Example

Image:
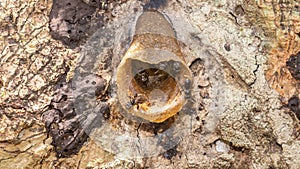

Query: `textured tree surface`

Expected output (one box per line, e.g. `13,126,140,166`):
0,0,300,168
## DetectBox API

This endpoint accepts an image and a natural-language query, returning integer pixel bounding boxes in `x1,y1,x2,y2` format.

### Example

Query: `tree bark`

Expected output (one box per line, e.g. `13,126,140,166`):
0,0,299,168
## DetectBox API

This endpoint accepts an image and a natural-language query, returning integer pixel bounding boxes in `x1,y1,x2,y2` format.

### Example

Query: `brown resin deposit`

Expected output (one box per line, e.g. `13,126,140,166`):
1,0,300,168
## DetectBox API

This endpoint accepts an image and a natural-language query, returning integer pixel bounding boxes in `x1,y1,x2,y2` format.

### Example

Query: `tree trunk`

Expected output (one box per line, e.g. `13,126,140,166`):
0,0,299,168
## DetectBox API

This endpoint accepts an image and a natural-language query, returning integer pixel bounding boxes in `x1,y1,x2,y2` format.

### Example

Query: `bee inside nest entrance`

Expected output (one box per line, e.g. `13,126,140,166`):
130,60,180,111
116,49,191,123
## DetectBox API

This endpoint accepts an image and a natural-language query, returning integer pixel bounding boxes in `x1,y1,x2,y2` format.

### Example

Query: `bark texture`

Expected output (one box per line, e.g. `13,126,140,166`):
0,0,299,168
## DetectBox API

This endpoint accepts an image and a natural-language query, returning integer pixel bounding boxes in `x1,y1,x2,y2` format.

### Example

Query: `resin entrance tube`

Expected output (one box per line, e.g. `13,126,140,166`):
116,11,192,123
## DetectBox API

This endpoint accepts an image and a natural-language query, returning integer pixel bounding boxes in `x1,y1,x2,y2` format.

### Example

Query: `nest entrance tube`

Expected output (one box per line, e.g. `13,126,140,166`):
116,49,191,123
115,11,192,123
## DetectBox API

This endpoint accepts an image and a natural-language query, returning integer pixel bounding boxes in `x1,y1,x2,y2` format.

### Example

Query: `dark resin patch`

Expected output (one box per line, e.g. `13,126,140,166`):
288,96,300,120
286,52,300,80
49,0,127,48
43,75,109,158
